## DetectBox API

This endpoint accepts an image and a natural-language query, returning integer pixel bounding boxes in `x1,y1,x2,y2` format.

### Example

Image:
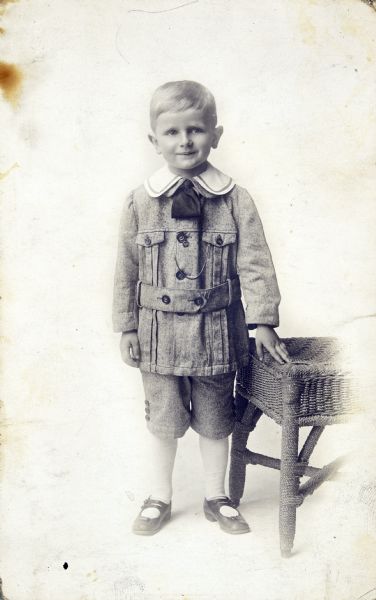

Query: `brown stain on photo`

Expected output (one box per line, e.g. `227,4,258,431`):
0,162,19,180
0,62,23,105
0,0,17,18
0,0,18,10
296,4,317,45
0,0,19,30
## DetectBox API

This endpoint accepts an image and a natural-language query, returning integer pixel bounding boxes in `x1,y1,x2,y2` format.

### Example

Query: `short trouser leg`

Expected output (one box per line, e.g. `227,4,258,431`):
190,372,236,439
141,371,236,440
141,372,191,439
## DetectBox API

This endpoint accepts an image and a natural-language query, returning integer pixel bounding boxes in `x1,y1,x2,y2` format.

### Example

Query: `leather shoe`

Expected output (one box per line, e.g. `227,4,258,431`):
204,496,250,534
132,497,171,536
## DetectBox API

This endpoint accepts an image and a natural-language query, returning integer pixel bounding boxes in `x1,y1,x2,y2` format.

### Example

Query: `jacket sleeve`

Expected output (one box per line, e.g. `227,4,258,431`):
112,192,139,333
232,185,281,327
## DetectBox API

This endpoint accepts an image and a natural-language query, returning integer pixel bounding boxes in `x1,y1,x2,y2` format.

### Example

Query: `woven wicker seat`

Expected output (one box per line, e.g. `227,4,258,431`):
229,337,358,557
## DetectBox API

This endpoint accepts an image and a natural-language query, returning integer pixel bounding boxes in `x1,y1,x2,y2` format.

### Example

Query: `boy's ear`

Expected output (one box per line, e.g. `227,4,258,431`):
148,133,161,154
211,125,224,149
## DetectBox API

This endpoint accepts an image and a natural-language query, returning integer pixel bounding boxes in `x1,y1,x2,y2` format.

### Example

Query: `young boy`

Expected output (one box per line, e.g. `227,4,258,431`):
113,80,289,536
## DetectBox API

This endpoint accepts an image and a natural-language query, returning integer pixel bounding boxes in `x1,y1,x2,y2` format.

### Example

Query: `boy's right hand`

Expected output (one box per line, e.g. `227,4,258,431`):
120,331,141,368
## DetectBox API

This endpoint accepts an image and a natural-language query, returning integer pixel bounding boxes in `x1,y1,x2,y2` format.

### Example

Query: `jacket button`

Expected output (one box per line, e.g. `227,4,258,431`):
176,270,186,280
161,295,171,304
216,235,223,246
177,232,186,243
144,235,152,246
194,297,204,307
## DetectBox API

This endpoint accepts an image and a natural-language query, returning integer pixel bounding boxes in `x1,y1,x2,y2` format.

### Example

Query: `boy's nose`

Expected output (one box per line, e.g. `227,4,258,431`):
180,133,193,147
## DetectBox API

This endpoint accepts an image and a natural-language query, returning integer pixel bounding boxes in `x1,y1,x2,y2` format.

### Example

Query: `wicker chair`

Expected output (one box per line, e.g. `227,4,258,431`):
229,337,357,557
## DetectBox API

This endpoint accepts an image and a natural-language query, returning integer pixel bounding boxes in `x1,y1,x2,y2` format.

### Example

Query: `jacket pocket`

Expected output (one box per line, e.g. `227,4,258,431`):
136,231,165,285
202,231,237,285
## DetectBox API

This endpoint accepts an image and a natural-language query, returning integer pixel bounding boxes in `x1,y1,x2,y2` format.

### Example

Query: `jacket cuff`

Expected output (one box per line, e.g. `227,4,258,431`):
245,306,279,328
112,311,137,333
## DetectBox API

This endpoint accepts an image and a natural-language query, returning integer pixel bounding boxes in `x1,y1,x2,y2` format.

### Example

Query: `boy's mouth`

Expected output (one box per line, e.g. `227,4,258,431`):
176,151,197,156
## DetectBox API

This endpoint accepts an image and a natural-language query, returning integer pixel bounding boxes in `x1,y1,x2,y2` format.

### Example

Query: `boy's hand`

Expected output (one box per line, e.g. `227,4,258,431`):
120,331,141,368
255,325,290,365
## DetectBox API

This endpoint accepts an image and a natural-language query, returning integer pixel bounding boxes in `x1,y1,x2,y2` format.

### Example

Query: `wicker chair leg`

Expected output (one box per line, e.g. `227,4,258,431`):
279,381,301,557
230,399,263,506
229,451,246,507
230,420,249,505
279,507,296,557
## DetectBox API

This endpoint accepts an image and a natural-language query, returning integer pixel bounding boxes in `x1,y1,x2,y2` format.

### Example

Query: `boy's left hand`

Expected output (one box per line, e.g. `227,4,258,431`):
255,325,290,364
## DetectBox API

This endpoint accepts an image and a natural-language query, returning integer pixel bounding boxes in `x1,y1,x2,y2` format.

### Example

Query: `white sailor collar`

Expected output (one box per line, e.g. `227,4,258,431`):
144,162,235,198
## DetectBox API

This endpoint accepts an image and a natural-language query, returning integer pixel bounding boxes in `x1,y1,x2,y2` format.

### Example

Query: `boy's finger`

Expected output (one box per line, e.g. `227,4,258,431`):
255,339,264,361
267,345,284,365
276,343,290,363
125,345,139,367
131,339,141,361
120,349,134,367
279,341,289,354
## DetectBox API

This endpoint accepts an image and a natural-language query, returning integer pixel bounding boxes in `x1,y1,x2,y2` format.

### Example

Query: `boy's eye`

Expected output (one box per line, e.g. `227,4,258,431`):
166,129,178,135
189,127,204,134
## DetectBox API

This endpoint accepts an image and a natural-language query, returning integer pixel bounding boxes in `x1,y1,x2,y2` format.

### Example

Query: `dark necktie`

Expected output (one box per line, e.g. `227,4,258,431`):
171,179,202,219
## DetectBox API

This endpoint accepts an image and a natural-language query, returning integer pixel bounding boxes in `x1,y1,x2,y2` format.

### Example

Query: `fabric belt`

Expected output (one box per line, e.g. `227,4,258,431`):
136,276,241,314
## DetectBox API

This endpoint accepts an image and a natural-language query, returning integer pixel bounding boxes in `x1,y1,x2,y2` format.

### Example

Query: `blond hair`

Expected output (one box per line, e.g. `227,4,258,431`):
150,80,217,130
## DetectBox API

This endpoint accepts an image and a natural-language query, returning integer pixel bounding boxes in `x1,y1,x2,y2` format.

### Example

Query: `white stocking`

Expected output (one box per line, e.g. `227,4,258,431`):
147,433,178,505
199,434,229,500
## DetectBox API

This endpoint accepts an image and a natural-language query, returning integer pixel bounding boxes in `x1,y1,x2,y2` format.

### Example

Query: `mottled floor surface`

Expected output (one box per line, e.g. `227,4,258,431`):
1,362,375,600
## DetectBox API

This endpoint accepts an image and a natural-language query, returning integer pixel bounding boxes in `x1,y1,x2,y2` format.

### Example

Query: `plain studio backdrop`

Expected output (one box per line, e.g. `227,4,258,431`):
1,1,375,599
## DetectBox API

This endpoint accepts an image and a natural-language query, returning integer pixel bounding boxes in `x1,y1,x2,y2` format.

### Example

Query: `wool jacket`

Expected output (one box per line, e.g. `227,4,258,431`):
112,163,281,376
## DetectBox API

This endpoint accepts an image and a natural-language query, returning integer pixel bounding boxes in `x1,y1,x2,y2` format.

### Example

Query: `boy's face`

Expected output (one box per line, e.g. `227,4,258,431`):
149,108,223,177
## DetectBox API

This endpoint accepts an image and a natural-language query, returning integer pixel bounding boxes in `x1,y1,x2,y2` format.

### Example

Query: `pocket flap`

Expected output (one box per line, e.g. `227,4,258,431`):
136,231,165,247
202,232,237,247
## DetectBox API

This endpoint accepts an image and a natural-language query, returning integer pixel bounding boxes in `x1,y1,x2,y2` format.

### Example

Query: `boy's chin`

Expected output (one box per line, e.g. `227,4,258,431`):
168,160,209,177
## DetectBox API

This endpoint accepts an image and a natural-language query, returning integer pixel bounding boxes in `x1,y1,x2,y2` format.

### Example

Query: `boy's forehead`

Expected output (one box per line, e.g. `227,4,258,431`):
155,108,212,128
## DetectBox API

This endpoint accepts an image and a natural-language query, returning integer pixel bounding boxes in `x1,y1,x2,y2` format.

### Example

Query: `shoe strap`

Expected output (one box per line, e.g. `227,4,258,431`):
208,496,237,508
141,497,169,510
